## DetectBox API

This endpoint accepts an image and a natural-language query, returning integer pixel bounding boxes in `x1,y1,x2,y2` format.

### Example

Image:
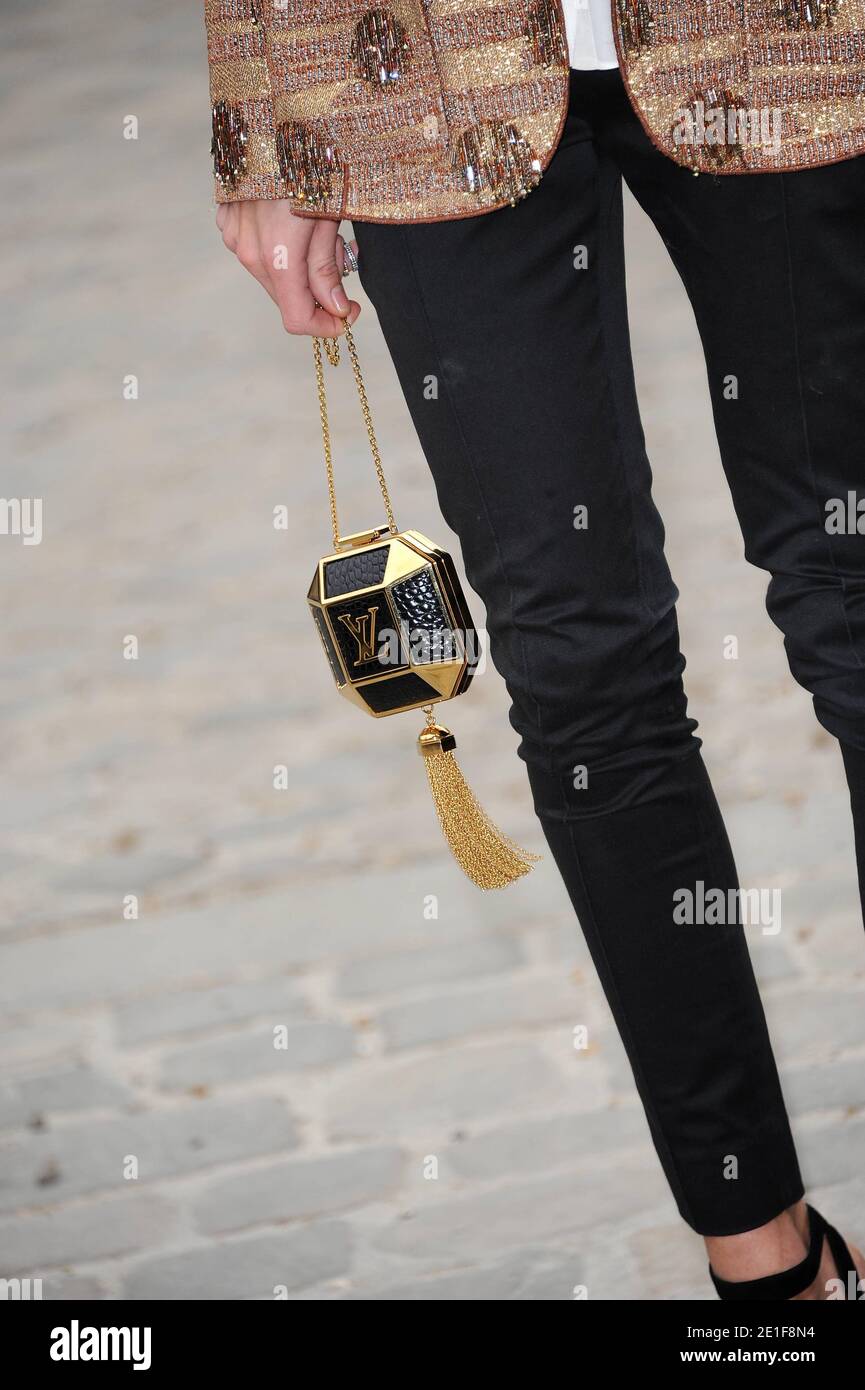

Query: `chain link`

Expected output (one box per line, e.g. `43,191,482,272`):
312,322,398,551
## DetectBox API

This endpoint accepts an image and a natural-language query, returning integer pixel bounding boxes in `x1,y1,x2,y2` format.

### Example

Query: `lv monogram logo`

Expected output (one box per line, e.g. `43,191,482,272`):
338,604,380,665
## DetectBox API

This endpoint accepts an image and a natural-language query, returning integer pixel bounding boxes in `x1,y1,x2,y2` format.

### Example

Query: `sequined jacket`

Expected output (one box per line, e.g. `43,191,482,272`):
205,1,865,223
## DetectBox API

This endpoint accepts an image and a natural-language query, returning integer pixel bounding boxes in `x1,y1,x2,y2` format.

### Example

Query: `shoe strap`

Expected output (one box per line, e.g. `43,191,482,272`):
823,1219,860,1300
709,1205,825,1301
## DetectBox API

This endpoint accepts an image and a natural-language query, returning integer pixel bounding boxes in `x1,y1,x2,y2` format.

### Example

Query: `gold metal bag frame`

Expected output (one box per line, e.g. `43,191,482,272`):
306,325,539,890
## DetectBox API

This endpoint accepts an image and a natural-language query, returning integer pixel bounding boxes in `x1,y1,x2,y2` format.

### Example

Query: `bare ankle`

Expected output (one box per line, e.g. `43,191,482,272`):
706,1201,809,1284
708,1202,865,1301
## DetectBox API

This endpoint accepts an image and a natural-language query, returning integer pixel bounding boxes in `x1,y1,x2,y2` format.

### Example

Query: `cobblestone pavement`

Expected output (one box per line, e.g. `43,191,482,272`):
2,0,864,1301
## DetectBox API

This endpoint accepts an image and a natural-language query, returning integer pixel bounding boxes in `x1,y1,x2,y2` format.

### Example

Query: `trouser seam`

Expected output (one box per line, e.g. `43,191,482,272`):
395,223,555,773
592,154,688,716
557,767,699,1229
680,752,800,1216
593,159,657,629
778,171,865,675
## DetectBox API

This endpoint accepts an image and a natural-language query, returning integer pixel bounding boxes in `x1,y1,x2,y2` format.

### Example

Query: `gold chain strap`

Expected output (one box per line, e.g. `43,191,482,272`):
312,322,398,552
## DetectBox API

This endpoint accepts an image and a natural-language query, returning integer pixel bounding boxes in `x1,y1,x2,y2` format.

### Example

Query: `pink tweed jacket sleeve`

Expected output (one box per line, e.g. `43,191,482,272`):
204,1,865,224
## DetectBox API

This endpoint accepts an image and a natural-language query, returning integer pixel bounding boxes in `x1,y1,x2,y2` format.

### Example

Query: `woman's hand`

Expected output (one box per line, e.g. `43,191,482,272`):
216,199,360,338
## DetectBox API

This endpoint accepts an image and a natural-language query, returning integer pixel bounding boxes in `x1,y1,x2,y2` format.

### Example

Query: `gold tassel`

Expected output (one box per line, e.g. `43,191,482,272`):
418,710,540,890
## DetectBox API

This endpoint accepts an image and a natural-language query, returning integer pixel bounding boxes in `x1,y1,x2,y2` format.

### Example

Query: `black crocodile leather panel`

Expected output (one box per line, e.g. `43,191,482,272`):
310,604,345,687
359,672,440,713
324,545,389,598
390,569,455,664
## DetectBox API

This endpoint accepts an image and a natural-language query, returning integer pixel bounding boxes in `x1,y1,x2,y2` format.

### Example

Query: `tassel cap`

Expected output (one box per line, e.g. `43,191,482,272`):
418,723,456,756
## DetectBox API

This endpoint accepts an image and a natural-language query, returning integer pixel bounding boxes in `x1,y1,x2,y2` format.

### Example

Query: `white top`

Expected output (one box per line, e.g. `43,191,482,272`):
562,0,619,70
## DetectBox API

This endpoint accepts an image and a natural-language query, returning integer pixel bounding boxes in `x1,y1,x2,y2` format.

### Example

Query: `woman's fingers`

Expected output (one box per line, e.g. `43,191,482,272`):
334,232,346,278
214,198,359,337
259,214,330,334
335,236,359,277
344,239,360,275
274,266,351,335
307,218,360,332
233,229,279,302
217,201,239,255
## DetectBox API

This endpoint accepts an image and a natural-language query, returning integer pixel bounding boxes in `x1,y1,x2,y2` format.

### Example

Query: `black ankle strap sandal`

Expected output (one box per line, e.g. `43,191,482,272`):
710,1205,860,1301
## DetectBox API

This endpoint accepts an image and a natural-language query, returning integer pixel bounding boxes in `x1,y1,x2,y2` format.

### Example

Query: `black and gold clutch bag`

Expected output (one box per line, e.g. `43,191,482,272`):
307,326,539,890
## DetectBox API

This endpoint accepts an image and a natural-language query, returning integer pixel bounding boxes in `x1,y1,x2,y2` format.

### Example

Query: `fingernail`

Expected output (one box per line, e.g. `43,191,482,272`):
331,285,349,313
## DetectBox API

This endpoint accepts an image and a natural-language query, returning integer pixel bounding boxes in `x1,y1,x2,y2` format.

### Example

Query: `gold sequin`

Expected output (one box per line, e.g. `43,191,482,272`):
777,0,840,29
350,8,411,86
451,120,542,206
615,0,654,55
276,121,342,208
211,100,249,190
672,87,747,172
524,0,568,68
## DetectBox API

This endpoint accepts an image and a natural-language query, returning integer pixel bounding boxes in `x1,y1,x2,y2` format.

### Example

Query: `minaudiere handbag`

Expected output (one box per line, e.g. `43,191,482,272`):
307,325,539,889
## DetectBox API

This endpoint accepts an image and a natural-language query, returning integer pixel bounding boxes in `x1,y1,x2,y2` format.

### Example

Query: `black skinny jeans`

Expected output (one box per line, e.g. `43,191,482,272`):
354,70,865,1237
